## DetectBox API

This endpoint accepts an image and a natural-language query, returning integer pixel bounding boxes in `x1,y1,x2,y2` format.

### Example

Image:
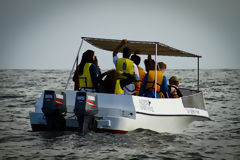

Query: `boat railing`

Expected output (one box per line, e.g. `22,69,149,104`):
180,88,199,97
180,88,206,110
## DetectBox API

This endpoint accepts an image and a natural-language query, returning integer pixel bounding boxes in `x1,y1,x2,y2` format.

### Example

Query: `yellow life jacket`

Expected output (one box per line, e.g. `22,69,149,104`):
145,70,163,92
135,66,145,95
114,80,124,94
159,92,165,98
116,58,134,79
79,63,93,88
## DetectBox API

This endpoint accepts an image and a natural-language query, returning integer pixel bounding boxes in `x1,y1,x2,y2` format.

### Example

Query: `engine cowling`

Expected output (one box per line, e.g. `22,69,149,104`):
74,91,98,133
41,90,67,131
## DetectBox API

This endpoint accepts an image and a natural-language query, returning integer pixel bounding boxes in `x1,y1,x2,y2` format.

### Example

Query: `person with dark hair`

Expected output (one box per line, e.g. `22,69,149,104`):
139,56,163,98
158,62,168,98
98,69,136,94
73,50,100,92
144,54,155,73
168,76,183,98
131,51,146,95
93,56,101,74
113,39,139,95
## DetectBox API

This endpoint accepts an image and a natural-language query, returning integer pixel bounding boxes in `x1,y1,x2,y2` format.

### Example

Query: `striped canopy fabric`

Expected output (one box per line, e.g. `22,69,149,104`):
82,37,201,58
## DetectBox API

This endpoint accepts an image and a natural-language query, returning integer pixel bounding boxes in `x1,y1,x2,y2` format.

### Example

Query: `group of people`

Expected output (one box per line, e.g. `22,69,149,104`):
73,39,183,98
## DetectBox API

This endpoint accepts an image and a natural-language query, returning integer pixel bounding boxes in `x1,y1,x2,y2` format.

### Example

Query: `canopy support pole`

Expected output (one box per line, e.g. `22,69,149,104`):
65,39,84,90
154,43,158,98
197,57,200,91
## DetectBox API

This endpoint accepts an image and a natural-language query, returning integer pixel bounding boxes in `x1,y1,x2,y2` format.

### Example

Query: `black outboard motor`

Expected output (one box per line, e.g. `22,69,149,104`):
74,91,98,133
42,90,67,131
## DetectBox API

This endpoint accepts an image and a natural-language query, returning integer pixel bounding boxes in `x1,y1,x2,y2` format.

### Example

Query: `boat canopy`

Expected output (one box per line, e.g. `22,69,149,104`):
65,36,202,91
82,37,201,58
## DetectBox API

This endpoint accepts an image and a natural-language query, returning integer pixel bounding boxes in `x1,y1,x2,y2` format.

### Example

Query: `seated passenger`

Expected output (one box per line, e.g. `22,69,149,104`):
168,76,183,98
113,39,140,95
131,52,146,95
98,69,136,94
139,59,163,98
74,50,100,92
144,54,155,72
94,56,101,75
158,62,168,98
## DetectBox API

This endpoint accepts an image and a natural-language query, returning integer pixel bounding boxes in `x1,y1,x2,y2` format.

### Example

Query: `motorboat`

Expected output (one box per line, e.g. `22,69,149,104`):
29,37,210,134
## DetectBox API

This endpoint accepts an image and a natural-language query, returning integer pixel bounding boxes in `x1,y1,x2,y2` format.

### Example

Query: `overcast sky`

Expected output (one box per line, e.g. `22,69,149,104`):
0,0,239,70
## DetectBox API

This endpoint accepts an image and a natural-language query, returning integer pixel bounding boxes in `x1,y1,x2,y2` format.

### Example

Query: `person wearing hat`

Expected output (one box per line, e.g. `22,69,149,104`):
168,76,183,98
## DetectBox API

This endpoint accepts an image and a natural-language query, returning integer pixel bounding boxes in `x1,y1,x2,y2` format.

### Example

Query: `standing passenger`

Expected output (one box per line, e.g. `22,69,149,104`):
113,39,139,95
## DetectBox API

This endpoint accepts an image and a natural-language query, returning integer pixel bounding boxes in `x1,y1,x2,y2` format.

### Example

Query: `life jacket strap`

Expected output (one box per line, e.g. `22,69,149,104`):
123,85,136,95
168,85,183,97
146,81,161,91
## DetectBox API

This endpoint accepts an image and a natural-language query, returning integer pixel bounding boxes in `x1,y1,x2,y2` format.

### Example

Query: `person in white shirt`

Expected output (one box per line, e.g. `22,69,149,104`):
112,39,139,95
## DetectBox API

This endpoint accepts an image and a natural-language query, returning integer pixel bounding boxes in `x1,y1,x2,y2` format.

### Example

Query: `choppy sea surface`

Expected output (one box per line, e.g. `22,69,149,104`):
0,69,239,160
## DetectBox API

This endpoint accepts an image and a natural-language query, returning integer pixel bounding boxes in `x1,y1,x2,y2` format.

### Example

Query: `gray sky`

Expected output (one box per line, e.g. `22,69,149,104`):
0,0,239,69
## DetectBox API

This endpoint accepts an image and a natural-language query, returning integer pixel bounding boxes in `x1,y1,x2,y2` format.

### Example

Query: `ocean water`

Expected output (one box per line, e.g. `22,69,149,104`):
0,69,239,160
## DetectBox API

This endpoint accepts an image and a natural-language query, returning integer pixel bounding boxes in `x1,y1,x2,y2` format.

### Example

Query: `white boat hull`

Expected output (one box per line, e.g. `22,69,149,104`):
98,114,207,133
29,89,210,134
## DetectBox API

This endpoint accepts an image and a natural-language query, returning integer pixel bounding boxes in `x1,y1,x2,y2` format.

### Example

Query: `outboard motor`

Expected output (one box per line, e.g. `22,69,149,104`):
42,90,67,131
74,91,98,133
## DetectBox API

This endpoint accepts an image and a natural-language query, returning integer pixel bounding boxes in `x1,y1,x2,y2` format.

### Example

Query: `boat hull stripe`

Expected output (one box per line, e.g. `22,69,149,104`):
136,111,210,119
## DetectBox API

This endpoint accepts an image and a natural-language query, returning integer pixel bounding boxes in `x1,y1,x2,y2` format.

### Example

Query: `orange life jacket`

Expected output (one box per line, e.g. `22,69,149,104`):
145,70,163,92
135,66,145,95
